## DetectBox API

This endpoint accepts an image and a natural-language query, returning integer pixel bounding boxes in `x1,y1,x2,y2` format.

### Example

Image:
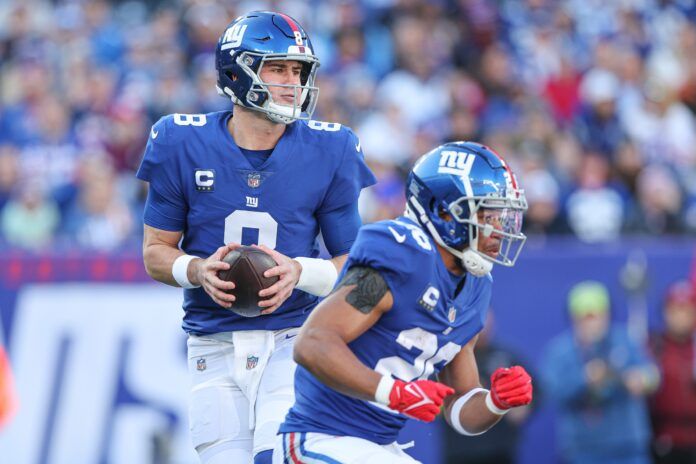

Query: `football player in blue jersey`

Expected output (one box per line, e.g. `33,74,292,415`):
275,142,534,463
136,11,375,464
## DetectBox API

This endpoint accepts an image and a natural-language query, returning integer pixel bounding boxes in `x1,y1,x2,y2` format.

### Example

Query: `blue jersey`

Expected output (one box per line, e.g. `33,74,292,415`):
136,112,375,334
280,216,492,444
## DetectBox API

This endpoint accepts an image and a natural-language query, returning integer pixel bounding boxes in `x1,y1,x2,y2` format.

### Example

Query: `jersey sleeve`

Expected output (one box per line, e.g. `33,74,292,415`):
318,127,376,213
135,116,187,231
346,222,432,296
317,201,362,257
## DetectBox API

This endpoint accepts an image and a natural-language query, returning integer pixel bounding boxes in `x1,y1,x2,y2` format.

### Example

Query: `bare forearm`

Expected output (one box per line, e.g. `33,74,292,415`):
330,254,348,273
294,328,381,402
143,243,200,287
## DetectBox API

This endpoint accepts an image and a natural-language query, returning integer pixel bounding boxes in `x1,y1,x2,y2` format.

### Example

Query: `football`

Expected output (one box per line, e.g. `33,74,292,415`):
218,246,279,317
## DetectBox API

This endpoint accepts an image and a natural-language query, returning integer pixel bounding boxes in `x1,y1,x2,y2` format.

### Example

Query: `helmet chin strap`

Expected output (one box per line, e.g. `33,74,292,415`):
461,248,493,277
221,86,301,125
265,101,301,124
406,199,493,277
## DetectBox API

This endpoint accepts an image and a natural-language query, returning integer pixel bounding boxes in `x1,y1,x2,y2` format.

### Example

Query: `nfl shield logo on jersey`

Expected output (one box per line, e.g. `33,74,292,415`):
246,355,259,370
247,173,261,188
448,307,457,323
196,358,207,371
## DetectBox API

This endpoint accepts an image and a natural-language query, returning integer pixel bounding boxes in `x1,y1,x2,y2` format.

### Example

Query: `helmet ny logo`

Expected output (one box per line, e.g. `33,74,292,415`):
221,24,247,50
438,150,475,177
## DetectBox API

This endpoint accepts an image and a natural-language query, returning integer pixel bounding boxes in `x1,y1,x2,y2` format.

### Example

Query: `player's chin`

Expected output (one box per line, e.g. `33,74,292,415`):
277,96,298,106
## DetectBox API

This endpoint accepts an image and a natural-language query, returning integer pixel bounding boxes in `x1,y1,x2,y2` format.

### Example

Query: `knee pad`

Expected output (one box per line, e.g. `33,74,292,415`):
189,381,252,457
254,449,273,464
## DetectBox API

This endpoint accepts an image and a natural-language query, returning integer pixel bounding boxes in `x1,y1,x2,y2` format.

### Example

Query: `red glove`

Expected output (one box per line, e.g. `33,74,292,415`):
488,365,533,412
387,379,454,422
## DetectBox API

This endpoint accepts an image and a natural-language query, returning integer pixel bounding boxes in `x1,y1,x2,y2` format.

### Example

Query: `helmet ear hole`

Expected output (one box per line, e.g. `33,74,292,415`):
225,71,237,82
437,206,451,222
428,198,436,213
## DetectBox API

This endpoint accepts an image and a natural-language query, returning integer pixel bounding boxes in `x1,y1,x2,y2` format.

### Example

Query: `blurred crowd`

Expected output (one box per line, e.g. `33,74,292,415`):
1,0,696,251
540,278,696,464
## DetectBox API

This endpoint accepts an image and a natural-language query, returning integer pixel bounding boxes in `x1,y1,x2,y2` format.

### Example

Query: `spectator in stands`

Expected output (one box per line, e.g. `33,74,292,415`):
565,153,626,242
62,157,133,250
573,68,628,159
0,180,59,249
0,0,695,245
649,280,696,464
542,281,658,464
625,164,684,235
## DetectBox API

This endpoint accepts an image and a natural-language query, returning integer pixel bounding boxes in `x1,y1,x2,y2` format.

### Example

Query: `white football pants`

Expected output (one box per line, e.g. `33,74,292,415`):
273,431,420,464
187,327,299,463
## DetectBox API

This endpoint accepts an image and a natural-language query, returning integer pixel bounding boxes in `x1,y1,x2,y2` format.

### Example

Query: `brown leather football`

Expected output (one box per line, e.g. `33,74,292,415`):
218,246,279,317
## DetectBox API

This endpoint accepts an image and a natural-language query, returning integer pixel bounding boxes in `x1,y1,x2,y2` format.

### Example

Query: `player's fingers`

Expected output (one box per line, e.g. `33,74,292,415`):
260,287,292,312
495,376,531,394
206,284,236,302
422,405,441,421
258,280,283,298
503,396,532,407
253,244,282,263
436,385,456,399
208,289,234,308
207,261,231,272
210,296,230,308
264,273,295,296
491,368,511,382
260,303,281,315
263,264,288,278
214,245,232,259
206,274,236,290
258,294,280,308
505,393,532,406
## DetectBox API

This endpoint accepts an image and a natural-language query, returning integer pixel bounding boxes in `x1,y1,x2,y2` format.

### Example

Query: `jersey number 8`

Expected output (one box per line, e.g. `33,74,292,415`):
224,210,278,249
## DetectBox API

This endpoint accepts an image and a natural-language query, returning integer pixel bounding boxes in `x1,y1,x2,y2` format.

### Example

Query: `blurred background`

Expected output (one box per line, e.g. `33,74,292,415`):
0,0,694,463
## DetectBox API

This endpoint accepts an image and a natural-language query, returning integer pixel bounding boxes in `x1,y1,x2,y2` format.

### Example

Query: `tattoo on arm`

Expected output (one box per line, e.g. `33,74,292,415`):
335,266,388,314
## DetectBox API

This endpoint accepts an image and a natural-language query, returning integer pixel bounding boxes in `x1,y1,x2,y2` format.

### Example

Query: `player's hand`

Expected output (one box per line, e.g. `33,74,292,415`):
387,379,454,422
488,366,533,412
254,244,302,315
193,244,237,308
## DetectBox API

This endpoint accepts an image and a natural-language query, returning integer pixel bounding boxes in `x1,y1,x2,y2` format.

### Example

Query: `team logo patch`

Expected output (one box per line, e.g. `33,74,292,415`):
448,307,457,323
195,169,215,192
196,358,207,371
247,173,261,188
246,355,259,370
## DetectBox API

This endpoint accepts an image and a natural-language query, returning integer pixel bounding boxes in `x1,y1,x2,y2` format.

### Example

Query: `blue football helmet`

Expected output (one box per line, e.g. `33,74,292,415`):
215,11,320,124
406,142,527,276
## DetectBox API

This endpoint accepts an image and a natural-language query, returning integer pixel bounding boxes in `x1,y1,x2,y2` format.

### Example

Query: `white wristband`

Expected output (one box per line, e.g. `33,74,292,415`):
485,391,509,415
450,388,488,435
294,257,338,297
172,254,200,289
375,375,395,405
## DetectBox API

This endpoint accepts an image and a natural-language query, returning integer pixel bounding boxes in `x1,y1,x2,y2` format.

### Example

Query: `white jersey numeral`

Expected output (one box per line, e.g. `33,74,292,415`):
308,120,341,132
173,113,207,127
224,210,278,249
374,327,461,381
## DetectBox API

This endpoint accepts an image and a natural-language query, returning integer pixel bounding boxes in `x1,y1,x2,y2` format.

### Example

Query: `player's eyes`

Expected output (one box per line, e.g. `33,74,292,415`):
481,214,501,225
